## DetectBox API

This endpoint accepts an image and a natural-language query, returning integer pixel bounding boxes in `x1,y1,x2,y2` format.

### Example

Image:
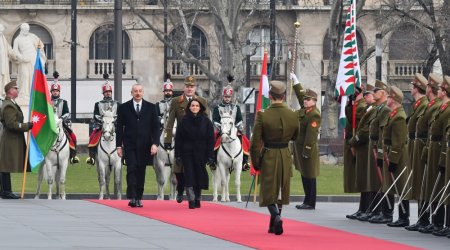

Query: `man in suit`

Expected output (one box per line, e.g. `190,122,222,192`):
0,80,33,199
164,75,208,203
250,80,299,235
116,83,160,208
290,73,321,210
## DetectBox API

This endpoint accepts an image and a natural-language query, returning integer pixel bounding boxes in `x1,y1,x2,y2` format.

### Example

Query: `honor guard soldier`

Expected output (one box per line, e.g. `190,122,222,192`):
366,80,392,224
50,71,79,164
420,73,448,234
344,86,367,219
86,73,120,165
383,86,410,227
212,75,250,171
290,73,321,210
250,80,299,235
164,75,209,203
156,74,174,133
404,73,429,230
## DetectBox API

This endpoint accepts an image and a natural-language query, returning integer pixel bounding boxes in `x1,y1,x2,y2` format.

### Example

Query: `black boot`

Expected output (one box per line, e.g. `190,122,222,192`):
0,173,19,199
268,216,275,234
186,187,195,209
388,200,410,227
268,204,283,235
175,173,184,203
194,187,201,208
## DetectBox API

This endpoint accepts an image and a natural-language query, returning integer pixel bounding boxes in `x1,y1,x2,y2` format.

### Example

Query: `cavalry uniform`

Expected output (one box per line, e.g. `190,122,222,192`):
343,96,366,193
50,77,79,164
87,82,120,164
292,83,321,209
212,85,250,170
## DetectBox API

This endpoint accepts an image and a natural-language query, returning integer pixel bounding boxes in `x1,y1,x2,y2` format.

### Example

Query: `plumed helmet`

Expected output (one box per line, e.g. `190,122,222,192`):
163,73,173,91
102,73,112,93
223,84,233,96
51,71,60,91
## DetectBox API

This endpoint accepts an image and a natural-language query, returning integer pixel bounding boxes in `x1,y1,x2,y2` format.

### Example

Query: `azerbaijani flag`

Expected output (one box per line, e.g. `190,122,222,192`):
250,50,269,176
28,49,58,172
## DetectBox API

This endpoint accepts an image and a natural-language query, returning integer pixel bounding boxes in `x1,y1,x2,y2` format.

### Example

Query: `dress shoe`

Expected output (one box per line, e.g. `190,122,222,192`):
346,211,362,220
176,193,183,203
128,199,137,207
295,204,315,210
418,224,441,234
357,212,377,222
405,221,428,231
369,214,392,224
273,215,283,235
387,218,409,227
136,200,143,207
432,227,450,237
194,200,201,208
1,192,20,199
188,200,195,209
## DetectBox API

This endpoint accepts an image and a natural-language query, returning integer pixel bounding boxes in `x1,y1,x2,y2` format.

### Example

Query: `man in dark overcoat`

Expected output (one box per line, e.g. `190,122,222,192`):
116,83,160,208
250,80,299,235
164,75,208,203
0,80,33,199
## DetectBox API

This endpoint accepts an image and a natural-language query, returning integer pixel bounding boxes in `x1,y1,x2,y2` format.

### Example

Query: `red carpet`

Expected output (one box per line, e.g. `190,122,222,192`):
89,200,421,250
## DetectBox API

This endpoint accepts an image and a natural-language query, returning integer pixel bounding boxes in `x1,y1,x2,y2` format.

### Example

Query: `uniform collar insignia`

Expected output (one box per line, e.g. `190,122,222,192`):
413,99,422,110
440,102,449,112
389,108,398,117
428,99,436,107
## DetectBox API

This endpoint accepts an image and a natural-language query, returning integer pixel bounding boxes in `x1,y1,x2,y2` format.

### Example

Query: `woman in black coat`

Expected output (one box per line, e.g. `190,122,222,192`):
175,98,214,209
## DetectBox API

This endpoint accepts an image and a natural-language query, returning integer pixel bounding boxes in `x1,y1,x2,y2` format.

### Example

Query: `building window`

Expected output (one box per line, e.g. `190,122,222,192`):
247,25,284,60
12,24,53,59
167,26,208,59
89,24,130,60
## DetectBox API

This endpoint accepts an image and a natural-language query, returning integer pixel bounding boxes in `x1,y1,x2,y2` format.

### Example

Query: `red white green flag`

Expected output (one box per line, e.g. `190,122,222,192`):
28,49,58,173
335,0,361,126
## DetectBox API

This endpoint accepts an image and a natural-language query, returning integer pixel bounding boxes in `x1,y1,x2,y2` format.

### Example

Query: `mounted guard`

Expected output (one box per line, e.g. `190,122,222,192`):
50,71,79,164
156,73,174,131
86,73,120,165
212,75,250,171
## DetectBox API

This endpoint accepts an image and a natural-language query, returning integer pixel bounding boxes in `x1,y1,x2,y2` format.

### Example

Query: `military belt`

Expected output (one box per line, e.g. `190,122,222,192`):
416,133,427,139
408,133,415,140
369,135,379,141
430,135,443,141
264,143,289,149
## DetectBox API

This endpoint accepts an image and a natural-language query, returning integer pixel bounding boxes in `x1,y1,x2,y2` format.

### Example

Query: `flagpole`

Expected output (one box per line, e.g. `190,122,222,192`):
253,174,258,203
21,132,31,199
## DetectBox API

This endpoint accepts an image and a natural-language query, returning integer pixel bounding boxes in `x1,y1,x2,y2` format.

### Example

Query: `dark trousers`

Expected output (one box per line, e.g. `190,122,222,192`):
126,165,146,200
368,191,382,213
398,200,410,219
431,203,445,226
175,173,185,195
382,193,395,217
301,175,316,208
0,172,12,193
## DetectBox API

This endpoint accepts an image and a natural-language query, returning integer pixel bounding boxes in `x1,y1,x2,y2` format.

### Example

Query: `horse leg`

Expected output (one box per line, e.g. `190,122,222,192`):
114,162,122,200
153,160,164,200
105,166,111,200
97,163,105,200
58,164,67,200
219,164,228,202
225,169,231,202
170,172,177,200
212,168,219,202
55,166,61,199
235,162,243,203
35,163,44,199
46,163,55,200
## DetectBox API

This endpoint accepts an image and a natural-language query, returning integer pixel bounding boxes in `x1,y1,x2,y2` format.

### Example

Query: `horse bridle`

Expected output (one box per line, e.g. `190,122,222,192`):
220,119,241,173
99,117,117,170
51,122,68,170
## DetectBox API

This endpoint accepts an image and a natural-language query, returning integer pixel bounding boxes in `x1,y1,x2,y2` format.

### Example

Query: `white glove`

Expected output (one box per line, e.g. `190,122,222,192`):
289,73,300,85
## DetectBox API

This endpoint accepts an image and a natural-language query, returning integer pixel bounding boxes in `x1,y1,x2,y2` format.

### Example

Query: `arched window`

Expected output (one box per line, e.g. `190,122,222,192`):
12,24,53,59
89,24,130,59
167,26,208,59
322,29,364,60
247,25,284,60
389,25,430,60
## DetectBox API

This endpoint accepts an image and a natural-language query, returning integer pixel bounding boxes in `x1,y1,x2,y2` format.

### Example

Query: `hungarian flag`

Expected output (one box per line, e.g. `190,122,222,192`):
28,49,58,173
335,0,361,127
250,50,269,176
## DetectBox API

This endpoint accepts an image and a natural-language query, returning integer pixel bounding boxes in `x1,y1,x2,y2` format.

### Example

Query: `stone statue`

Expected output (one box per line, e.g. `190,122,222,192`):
0,24,19,97
12,23,46,104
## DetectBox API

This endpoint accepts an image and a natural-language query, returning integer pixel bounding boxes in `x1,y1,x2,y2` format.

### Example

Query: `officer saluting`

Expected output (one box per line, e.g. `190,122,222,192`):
250,80,299,235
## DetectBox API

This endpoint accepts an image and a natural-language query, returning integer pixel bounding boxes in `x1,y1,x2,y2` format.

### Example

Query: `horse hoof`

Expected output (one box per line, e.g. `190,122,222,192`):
34,195,39,200
237,200,242,203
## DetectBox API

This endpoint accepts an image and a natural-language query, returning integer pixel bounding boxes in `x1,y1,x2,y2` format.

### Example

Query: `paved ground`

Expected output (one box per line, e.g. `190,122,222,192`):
0,199,449,249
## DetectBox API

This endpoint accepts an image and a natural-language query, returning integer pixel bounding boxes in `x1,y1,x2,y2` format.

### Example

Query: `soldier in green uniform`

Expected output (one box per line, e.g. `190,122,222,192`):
367,80,393,224
404,74,432,231
348,85,376,220
420,73,449,234
250,80,299,236
432,75,450,237
382,86,411,227
290,73,321,210
164,76,209,203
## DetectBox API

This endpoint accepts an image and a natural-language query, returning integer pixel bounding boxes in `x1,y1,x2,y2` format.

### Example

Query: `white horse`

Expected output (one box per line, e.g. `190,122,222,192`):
35,115,70,200
153,114,177,200
212,111,243,202
96,110,122,200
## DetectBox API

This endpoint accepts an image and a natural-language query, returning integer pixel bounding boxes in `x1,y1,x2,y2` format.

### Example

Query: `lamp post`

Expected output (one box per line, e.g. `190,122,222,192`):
375,33,382,81
245,39,251,136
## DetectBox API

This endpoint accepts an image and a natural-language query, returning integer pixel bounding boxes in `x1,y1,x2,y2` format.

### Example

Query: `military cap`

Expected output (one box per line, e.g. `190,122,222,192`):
428,73,443,90
389,86,403,104
441,76,450,93
412,73,427,91
184,75,196,86
304,89,318,100
269,80,286,94
4,80,18,93
374,80,389,92
365,84,374,92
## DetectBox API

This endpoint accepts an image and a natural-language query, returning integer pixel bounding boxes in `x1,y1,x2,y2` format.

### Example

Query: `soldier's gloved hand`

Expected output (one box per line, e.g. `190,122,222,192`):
377,159,384,168
207,158,216,170
164,143,172,150
289,73,300,85
388,162,397,173
176,157,183,167
253,164,260,171
28,122,34,130
302,154,309,159
439,165,445,174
